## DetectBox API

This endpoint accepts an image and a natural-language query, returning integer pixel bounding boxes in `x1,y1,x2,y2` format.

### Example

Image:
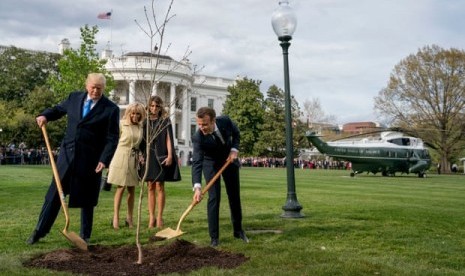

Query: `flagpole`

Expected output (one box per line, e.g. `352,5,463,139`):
110,9,113,49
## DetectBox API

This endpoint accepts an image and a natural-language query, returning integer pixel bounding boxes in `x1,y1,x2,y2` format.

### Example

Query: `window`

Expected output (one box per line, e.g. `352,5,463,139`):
175,123,179,139
208,98,214,108
190,97,197,112
191,124,197,137
175,98,182,109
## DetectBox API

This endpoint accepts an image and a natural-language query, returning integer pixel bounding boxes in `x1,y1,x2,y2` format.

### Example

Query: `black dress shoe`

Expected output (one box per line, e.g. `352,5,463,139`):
26,230,41,245
234,230,249,243
210,238,219,247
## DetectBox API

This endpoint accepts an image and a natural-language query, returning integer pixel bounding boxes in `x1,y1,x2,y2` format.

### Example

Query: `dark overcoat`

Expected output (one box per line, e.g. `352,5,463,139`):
41,91,120,207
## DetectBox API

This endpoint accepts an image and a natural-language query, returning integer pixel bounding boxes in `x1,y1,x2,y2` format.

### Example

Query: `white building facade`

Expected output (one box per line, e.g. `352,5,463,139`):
101,49,235,166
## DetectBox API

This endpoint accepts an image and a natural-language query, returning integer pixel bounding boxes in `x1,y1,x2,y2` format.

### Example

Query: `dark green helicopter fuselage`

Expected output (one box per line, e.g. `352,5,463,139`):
306,132,431,177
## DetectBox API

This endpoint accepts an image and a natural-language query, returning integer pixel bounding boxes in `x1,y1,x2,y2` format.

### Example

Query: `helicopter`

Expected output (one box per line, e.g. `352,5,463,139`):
305,130,432,177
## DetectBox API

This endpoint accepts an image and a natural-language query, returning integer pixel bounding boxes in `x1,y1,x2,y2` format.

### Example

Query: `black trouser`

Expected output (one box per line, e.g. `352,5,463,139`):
33,169,95,240
206,162,243,239
34,195,94,240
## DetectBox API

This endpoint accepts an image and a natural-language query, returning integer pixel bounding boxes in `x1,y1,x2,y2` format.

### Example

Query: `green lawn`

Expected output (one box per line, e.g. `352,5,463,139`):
1,165,464,275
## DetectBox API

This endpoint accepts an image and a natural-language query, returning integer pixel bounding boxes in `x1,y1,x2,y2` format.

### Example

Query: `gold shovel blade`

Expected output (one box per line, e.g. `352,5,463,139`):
155,227,185,240
62,231,88,251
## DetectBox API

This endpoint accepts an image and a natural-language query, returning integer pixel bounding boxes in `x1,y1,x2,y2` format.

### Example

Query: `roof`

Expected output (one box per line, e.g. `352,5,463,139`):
123,52,173,60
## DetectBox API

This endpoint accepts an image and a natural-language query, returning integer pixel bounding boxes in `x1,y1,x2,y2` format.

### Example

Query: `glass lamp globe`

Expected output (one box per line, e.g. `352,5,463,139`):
271,0,297,41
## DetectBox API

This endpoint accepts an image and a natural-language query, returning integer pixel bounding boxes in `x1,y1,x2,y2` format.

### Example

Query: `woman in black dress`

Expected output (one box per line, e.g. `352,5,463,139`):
141,96,181,228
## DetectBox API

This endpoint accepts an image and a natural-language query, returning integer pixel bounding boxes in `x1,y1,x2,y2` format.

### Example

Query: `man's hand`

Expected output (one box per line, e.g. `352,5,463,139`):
228,150,238,161
36,116,47,128
95,162,106,173
193,187,202,203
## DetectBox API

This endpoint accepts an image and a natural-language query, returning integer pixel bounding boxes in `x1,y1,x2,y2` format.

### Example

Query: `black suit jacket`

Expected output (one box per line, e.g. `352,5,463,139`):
191,116,240,185
41,91,120,207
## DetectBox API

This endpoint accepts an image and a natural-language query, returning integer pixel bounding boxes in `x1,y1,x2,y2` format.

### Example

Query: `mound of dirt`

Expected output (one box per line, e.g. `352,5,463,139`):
24,239,249,275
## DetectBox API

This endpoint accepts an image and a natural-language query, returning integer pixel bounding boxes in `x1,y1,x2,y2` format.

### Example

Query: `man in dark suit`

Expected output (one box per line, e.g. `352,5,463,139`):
27,73,120,245
192,107,248,247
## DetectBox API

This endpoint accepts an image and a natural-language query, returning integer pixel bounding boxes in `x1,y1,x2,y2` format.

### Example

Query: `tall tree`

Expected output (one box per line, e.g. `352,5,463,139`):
255,85,302,157
374,44,465,173
0,47,59,106
47,25,114,103
302,97,336,125
255,85,286,157
222,78,265,156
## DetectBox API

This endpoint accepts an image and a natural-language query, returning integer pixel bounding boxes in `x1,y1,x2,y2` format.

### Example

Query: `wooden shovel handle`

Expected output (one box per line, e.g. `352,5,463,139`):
201,158,233,196
41,126,70,229
174,158,233,231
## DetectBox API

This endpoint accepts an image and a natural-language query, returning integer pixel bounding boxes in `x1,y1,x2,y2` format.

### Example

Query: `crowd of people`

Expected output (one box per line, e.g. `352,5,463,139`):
0,145,56,165
25,73,248,248
239,157,352,170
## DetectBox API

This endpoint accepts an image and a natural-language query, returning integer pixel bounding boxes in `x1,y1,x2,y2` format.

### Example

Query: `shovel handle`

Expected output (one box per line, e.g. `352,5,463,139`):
200,158,233,197
174,158,233,231
41,126,70,229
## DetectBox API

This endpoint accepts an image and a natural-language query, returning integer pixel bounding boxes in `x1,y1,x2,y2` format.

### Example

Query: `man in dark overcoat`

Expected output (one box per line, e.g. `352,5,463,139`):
192,107,248,247
27,73,120,245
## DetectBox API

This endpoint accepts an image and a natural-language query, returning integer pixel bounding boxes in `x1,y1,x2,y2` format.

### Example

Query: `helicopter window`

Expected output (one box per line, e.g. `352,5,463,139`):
388,138,411,146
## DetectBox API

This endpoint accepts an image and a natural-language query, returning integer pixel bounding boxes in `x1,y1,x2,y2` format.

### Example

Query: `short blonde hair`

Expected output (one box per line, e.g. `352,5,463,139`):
123,102,146,124
86,73,106,86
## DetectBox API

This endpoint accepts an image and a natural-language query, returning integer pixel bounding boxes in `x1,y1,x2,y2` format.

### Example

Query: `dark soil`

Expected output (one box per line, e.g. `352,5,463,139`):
24,239,249,275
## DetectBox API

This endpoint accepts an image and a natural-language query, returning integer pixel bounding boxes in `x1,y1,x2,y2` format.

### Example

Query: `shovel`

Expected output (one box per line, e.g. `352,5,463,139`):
41,126,88,251
155,158,233,240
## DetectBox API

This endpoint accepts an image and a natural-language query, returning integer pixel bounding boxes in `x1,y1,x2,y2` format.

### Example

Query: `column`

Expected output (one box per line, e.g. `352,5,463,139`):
169,83,176,142
151,81,158,96
181,87,188,143
129,79,135,104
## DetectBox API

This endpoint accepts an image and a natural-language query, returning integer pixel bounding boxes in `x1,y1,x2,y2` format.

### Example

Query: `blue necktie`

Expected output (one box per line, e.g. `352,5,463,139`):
82,99,92,117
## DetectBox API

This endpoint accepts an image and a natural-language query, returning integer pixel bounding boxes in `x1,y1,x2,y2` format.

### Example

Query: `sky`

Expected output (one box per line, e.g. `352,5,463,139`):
2,0,465,124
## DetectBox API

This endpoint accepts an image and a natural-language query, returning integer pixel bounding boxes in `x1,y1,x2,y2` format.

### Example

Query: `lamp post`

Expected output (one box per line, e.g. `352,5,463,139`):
272,0,303,218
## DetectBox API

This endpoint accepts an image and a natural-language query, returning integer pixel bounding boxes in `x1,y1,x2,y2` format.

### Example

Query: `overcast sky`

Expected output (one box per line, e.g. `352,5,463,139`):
2,0,465,124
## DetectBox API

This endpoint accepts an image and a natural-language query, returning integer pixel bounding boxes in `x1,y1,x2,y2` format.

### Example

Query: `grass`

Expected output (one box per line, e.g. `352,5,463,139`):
1,165,465,275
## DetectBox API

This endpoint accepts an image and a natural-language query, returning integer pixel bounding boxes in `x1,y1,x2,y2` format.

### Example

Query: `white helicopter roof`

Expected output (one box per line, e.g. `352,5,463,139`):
328,131,425,148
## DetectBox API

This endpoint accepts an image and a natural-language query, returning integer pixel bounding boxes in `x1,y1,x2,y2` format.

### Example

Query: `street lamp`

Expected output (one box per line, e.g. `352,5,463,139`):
272,0,303,218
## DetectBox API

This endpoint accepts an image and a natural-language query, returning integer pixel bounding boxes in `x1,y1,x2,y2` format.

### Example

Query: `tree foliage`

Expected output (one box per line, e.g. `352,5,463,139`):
374,44,465,172
0,47,59,147
0,47,59,106
47,25,114,103
254,85,303,157
222,78,265,156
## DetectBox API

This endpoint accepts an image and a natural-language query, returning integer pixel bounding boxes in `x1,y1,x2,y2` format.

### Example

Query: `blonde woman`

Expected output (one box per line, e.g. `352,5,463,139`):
140,96,181,229
107,103,146,229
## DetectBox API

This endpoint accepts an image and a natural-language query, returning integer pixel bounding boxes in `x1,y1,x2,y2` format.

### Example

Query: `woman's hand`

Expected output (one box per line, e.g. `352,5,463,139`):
162,156,172,166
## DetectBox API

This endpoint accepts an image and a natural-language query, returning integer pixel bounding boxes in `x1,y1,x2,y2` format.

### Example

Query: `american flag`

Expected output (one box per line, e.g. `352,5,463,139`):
97,11,112,20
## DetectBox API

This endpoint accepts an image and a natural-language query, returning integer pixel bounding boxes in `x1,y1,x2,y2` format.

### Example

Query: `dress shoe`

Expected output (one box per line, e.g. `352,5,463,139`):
210,238,219,247
26,230,41,245
234,230,249,243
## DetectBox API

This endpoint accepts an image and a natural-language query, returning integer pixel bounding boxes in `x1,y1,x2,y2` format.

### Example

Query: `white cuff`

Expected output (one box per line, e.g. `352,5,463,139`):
193,183,201,191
